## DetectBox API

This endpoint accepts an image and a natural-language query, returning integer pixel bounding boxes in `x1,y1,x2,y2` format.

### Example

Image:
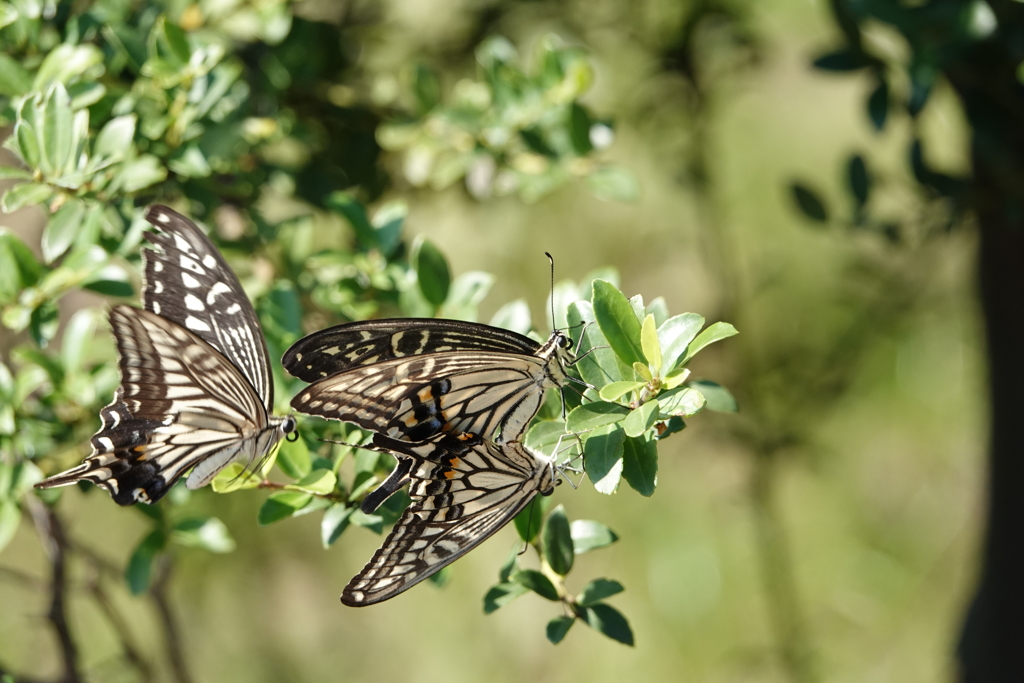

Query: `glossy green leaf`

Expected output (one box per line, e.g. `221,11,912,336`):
689,380,738,412
82,280,134,297
125,529,167,595
210,463,263,493
646,297,669,326
42,199,85,263
592,280,646,367
621,435,657,496
119,155,167,192
1,183,51,213
0,54,31,96
287,469,336,495
411,236,451,307
483,582,528,614
567,301,628,387
321,504,353,548
94,115,136,159
350,509,384,534
598,381,645,402
681,322,738,365
172,517,235,553
513,496,547,543
658,386,705,417
490,299,532,335
546,615,575,644
498,545,519,583
370,201,405,257
542,505,574,576
276,435,311,479
570,520,619,554
640,314,661,374
512,569,559,601
33,44,103,89
258,491,313,525
659,313,704,373
565,401,629,432
524,420,569,458
582,603,634,646
622,400,659,438
29,302,59,347
41,84,73,174
0,167,31,180
577,578,624,606
584,424,625,495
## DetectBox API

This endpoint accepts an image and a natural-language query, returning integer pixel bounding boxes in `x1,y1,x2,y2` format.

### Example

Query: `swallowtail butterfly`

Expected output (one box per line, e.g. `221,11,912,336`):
36,206,295,504
342,430,557,606
283,319,576,445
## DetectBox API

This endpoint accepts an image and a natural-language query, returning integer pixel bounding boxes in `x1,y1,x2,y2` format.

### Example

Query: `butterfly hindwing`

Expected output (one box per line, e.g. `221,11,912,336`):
282,318,540,383
342,432,555,606
143,205,274,410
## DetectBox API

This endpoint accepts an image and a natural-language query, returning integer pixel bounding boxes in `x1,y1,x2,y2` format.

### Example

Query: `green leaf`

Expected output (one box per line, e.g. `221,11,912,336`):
0,167,31,181
542,505,574,576
565,401,629,432
350,509,384,534
490,299,532,335
640,314,661,374
210,463,263,493
689,380,738,412
622,400,659,438
83,280,134,297
791,183,828,223
119,155,167,192
328,192,376,248
276,435,311,479
584,425,625,495
681,321,738,365
410,63,440,113
258,491,313,525
42,199,85,263
443,271,494,320
30,301,59,347
512,569,559,601
411,236,451,307
125,529,167,595
868,79,889,131
171,517,235,553
483,582,528,614
0,54,31,96
524,420,569,458
658,313,704,373
1,183,51,213
546,615,575,644
577,578,624,606
621,436,657,496
427,566,451,588
658,386,706,417
0,500,20,554
41,84,73,175
582,603,634,646
287,469,336,495
167,145,211,178
592,280,646,367
570,520,619,554
587,166,639,202
598,381,645,402
567,301,628,387
60,308,97,372
813,49,872,72
370,201,405,257
498,545,519,583
513,496,547,543
848,154,870,209
159,17,192,65
321,504,353,548
33,44,103,88
94,115,137,159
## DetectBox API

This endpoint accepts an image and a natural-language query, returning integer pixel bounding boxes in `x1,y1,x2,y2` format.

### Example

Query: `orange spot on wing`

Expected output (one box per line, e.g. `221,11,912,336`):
448,457,461,468
444,470,457,480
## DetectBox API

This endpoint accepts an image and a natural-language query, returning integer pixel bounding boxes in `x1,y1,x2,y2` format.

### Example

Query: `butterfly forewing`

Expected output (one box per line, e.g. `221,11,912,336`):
342,432,555,606
282,318,540,383
291,350,558,444
143,205,273,410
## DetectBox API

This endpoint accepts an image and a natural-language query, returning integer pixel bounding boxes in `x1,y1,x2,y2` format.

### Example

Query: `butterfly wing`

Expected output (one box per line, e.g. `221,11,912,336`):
36,306,277,505
291,351,553,443
282,318,539,383
342,432,555,606
143,205,274,409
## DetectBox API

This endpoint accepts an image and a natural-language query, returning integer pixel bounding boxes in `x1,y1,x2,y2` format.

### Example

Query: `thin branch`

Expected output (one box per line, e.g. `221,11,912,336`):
0,564,46,589
27,499,82,683
150,555,194,683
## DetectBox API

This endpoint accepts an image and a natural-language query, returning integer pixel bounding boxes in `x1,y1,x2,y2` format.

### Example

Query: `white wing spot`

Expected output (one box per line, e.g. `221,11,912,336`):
185,316,212,332
153,281,164,294
202,254,217,268
97,437,114,450
155,212,171,223
182,272,201,288
225,303,242,314
152,301,162,315
154,262,164,272
184,294,204,311
206,282,231,304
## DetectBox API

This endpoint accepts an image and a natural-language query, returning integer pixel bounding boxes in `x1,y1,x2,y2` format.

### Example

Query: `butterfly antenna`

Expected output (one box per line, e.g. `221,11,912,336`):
545,251,557,331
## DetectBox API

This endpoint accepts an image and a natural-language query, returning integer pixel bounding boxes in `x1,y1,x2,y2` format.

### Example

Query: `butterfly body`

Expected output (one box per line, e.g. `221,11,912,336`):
37,206,294,504
343,431,556,606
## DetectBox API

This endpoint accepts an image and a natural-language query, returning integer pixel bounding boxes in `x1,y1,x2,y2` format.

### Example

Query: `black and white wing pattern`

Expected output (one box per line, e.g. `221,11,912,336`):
284,320,576,444
36,307,295,504
143,205,274,409
342,431,557,606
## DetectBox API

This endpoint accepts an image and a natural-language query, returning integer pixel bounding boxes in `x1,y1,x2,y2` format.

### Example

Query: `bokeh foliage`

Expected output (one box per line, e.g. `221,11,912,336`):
0,0,741,679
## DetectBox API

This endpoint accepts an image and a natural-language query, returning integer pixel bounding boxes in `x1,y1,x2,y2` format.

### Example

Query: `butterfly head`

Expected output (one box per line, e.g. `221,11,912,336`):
280,415,299,441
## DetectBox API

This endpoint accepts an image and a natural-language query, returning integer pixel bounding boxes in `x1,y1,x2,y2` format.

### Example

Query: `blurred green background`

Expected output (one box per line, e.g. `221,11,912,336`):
0,0,984,681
